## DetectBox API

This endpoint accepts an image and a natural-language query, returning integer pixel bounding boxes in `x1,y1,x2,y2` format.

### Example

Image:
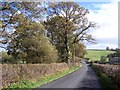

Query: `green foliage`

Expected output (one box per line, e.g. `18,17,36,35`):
1,2,43,48
106,47,110,50
72,43,87,58
45,2,96,63
45,16,75,62
47,2,96,44
110,51,120,57
92,64,120,89
93,66,115,89
0,51,14,64
100,56,107,64
1,2,96,64
7,15,58,64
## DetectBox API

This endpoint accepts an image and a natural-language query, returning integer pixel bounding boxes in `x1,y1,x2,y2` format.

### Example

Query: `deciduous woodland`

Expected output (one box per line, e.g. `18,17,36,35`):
1,2,96,64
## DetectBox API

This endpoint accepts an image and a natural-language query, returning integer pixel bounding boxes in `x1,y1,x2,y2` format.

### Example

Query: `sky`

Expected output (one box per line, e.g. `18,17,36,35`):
76,0,119,50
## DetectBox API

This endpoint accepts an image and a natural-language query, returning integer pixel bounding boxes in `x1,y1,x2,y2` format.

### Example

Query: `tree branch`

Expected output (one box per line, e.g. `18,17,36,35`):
72,24,91,44
0,45,7,50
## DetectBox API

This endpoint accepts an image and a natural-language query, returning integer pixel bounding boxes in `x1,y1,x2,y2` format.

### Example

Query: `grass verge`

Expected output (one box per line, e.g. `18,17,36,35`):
3,66,81,89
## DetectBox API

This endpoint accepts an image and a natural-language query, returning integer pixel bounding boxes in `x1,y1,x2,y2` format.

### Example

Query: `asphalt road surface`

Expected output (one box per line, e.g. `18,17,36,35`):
34,60,101,89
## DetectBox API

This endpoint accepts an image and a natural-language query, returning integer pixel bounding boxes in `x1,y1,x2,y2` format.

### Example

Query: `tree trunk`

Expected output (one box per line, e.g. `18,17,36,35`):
64,33,70,65
66,44,70,65
73,47,75,66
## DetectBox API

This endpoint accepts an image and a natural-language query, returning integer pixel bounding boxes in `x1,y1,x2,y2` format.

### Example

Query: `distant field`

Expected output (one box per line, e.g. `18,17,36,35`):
85,50,114,61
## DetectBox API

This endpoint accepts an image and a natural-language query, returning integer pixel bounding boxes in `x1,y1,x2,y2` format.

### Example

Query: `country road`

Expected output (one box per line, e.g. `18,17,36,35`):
34,60,101,89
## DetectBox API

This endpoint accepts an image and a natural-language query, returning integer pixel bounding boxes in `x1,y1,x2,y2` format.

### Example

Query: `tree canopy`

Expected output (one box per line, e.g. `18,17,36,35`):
45,2,96,63
0,2,44,49
7,15,58,64
1,2,97,64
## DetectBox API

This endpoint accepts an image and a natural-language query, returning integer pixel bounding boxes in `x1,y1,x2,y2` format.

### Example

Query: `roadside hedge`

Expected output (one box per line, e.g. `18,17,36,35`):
1,63,70,88
93,64,120,88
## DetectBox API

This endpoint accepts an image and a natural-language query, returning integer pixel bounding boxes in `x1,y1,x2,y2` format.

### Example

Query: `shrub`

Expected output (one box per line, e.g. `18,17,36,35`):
100,56,107,64
1,52,15,64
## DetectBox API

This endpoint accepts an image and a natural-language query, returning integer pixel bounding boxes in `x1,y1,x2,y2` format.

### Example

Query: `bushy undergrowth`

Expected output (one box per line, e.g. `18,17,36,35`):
93,64,120,89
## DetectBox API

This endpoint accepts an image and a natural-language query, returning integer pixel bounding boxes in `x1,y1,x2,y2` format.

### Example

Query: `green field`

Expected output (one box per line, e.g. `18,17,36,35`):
85,50,114,61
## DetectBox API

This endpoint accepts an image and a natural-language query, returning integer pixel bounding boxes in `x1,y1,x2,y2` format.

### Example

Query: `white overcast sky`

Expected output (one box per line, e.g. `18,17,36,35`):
79,0,119,49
